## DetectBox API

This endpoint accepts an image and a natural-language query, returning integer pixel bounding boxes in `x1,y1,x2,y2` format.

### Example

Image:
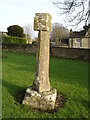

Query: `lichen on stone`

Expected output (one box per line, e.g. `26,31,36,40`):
34,13,51,31
22,87,57,110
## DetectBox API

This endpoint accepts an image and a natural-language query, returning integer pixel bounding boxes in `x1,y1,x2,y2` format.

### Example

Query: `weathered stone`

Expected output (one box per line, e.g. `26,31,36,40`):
32,31,50,92
23,87,57,110
32,13,51,93
22,13,57,111
34,13,51,31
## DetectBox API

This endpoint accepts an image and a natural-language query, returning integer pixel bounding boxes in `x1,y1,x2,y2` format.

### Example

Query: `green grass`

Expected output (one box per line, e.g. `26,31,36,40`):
2,51,88,118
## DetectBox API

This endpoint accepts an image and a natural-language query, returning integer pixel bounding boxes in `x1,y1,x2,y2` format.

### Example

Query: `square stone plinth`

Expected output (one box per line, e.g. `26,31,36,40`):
34,13,51,31
22,87,57,111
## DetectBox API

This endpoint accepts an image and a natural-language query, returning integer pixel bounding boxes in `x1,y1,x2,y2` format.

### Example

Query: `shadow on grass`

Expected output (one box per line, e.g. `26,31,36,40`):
2,80,26,104
2,79,66,113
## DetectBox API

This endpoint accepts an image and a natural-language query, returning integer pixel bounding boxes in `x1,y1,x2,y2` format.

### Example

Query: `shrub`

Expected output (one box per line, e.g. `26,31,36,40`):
7,25,25,37
2,35,27,45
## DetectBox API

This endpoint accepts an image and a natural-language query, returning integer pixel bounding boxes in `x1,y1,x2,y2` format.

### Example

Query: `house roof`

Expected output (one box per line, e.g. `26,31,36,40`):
69,24,90,38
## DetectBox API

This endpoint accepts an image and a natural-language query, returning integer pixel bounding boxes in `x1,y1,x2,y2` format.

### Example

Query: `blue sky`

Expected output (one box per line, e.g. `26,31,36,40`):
0,0,85,37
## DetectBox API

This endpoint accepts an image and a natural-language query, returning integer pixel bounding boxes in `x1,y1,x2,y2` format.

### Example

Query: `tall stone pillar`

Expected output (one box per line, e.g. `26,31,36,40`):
32,13,51,92
23,13,57,111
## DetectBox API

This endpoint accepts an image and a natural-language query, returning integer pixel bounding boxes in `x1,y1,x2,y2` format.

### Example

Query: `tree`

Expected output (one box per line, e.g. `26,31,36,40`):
50,23,69,42
23,24,34,44
50,0,89,27
7,25,25,37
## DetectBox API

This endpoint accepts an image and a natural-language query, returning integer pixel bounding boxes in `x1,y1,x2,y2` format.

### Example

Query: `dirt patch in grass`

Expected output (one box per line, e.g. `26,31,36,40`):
55,93,66,110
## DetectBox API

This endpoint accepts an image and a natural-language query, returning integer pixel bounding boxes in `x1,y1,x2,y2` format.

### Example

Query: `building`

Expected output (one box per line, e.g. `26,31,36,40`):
69,25,90,49
55,37,69,47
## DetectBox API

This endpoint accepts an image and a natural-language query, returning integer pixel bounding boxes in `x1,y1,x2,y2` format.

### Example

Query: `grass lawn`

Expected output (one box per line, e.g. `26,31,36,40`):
2,51,88,118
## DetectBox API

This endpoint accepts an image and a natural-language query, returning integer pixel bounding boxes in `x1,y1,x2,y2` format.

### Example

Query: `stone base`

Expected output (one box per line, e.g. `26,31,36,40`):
22,86,57,111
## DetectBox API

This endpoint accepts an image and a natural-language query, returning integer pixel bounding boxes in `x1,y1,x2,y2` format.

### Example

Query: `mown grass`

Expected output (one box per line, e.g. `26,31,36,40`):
2,51,88,118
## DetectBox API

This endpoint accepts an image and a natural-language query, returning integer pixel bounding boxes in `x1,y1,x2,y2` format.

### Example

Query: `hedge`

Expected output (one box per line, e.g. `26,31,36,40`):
2,35,27,45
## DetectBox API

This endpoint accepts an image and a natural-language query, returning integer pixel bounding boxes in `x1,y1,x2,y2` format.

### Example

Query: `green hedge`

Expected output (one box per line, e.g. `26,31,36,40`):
2,35,27,44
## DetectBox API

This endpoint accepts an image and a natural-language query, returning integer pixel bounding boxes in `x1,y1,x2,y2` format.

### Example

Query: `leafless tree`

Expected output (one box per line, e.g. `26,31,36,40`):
23,24,34,44
50,23,69,42
50,0,90,27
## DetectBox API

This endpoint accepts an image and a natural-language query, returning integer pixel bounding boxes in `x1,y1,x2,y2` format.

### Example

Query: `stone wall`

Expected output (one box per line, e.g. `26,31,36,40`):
2,44,37,54
51,46,89,60
2,44,89,60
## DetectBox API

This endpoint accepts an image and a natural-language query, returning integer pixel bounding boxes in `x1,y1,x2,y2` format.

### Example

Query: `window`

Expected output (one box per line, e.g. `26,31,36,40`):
75,38,80,43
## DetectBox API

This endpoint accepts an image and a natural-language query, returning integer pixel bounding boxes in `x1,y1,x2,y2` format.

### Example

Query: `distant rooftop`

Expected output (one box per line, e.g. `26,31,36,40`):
69,24,90,38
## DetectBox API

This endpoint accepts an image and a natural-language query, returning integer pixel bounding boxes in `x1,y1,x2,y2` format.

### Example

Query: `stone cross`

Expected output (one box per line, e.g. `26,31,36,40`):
32,13,51,93
23,13,57,111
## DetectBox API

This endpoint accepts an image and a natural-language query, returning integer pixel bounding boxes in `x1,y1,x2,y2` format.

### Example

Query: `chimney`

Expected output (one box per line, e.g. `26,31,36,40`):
70,29,72,33
69,29,72,37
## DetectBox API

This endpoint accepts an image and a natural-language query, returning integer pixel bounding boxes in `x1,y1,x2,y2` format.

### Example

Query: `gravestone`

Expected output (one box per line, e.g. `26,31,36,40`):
23,13,57,111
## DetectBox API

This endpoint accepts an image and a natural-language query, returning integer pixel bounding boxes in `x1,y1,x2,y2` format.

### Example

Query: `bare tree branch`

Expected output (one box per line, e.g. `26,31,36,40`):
50,0,89,27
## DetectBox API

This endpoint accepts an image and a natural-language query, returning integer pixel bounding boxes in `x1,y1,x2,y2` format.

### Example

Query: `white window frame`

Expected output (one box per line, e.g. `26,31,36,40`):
75,38,80,43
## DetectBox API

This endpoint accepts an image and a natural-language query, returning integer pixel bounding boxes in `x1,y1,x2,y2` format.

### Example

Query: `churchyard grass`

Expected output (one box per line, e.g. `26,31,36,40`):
2,51,88,118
